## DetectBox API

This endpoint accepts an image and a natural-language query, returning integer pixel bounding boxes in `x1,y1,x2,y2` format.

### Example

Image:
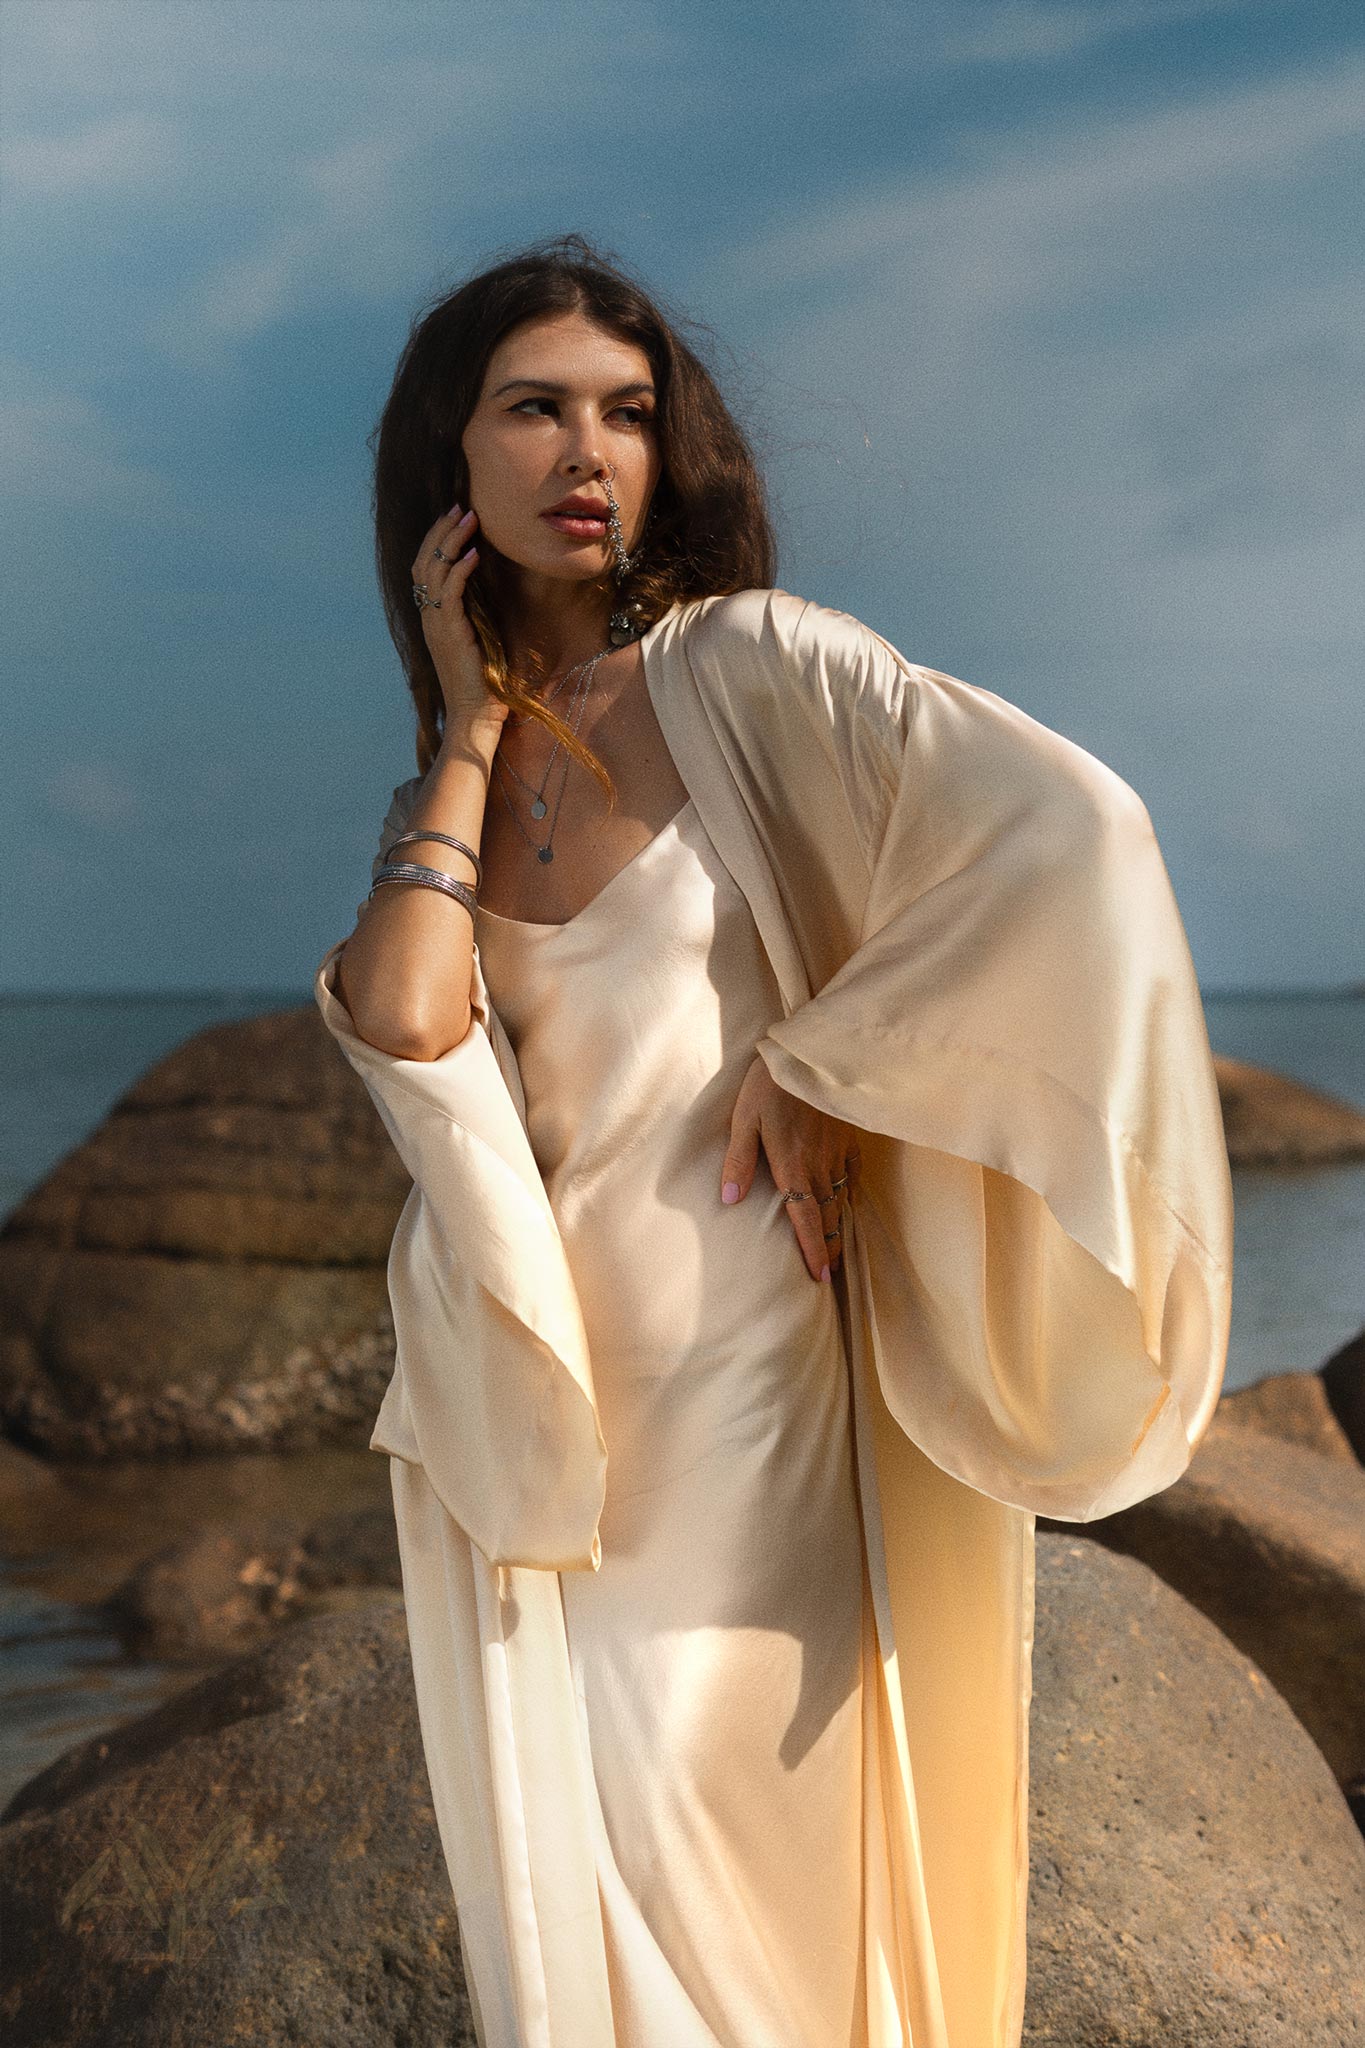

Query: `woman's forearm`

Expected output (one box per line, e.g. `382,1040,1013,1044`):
337,716,502,1060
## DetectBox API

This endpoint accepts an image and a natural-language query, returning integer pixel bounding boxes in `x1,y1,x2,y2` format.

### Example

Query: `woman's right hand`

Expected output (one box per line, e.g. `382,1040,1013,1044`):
411,505,510,735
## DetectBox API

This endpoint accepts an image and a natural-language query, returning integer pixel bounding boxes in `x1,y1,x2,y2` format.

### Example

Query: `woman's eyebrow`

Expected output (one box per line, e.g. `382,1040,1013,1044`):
490,377,656,399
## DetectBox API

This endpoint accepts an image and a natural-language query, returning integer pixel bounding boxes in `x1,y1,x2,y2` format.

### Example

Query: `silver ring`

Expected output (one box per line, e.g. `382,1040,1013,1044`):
779,1188,809,1204
433,545,452,563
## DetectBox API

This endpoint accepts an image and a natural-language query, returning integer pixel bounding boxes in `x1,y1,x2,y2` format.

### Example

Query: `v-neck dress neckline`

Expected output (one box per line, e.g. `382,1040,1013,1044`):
474,798,697,932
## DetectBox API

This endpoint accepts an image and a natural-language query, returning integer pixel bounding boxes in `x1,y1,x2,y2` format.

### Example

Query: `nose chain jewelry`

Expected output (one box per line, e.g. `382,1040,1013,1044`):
493,646,611,863
603,461,649,645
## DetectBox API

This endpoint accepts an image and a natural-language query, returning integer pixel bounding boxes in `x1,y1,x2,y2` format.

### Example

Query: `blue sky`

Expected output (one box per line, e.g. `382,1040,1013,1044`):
2,0,1362,994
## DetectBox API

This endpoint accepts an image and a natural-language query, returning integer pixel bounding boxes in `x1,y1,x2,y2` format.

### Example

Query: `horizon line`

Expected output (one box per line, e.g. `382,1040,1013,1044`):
0,983,1363,1004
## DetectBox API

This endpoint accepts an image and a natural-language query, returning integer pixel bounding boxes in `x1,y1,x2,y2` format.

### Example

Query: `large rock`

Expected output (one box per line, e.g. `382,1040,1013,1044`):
0,1604,474,2047
0,1436,83,1522
0,1008,409,1459
1217,1367,1358,1463
1215,1052,1365,1165
4,1534,1362,2046
102,1503,404,1662
1323,1326,1365,1463
1050,1420,1365,1791
1026,1532,1365,2045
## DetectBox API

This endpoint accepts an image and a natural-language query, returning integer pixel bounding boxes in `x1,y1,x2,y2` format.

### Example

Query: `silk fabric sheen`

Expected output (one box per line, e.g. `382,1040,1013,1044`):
471,799,890,2041
314,586,1233,2046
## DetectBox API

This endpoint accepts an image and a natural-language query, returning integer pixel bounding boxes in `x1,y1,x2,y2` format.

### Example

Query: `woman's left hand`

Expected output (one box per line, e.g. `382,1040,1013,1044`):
720,1053,862,1282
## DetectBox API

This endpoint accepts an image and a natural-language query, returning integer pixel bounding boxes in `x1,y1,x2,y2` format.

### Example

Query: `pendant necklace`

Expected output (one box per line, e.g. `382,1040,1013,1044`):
494,643,613,863
503,647,602,816
508,650,581,728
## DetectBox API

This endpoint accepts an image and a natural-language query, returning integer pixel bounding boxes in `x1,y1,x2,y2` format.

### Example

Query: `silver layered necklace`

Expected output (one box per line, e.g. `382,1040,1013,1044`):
492,643,614,864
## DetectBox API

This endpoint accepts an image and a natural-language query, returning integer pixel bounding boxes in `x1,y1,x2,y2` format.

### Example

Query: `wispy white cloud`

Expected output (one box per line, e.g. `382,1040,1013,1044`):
0,111,185,198
148,131,431,363
6,8,687,368
0,358,171,511
1134,334,1365,550
714,52,1365,315
47,758,142,829
897,0,1263,68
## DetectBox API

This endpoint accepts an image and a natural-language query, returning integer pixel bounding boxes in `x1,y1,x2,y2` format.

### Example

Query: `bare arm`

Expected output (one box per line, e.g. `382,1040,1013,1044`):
336,713,503,1060
335,501,508,1060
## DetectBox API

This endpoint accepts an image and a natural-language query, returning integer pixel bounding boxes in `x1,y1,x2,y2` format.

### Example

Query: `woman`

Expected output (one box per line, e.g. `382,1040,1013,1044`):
316,233,1233,2048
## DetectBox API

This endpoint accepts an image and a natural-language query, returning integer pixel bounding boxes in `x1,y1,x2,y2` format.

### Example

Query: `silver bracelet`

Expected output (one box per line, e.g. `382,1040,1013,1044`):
386,828,483,887
369,861,477,917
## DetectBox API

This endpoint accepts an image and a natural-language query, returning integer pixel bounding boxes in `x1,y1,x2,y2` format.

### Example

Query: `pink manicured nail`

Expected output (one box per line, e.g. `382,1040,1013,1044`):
722,1181,740,1204
819,1263,831,1283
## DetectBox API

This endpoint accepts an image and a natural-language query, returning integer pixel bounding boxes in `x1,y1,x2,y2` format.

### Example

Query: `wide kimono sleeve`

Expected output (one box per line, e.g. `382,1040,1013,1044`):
313,777,607,1572
751,618,1235,1523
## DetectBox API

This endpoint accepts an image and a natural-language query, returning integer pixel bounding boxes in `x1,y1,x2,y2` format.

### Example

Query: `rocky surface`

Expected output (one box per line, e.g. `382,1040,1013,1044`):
0,1435,83,1521
1323,1326,1365,1463
1216,1366,1359,1462
0,1007,408,1459
1214,1052,1365,1165
4,1537,1362,2046
101,1502,403,1662
1049,1415,1365,1792
0,1603,474,2048
1025,1533,1365,2045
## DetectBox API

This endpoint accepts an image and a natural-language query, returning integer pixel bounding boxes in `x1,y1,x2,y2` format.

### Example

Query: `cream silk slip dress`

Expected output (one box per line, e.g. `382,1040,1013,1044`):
398,794,926,2048
316,586,1235,2048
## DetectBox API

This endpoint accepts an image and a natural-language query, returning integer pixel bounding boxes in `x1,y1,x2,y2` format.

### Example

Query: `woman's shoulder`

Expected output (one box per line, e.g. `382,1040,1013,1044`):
679,582,889,648
676,585,921,729
675,589,1151,832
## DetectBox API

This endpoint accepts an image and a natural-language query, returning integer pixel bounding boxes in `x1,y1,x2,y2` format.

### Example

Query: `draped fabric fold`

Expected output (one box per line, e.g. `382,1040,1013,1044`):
731,604,1234,1523
315,949,607,1573
313,584,1233,2048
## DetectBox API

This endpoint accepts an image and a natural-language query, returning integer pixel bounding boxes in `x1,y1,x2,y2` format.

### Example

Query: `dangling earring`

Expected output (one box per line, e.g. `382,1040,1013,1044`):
601,463,648,646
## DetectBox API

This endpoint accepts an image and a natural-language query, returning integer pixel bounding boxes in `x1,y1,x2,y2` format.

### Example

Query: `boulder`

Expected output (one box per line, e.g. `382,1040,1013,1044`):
0,1604,474,2047
101,1503,403,1662
1026,1532,1365,2045
1322,1326,1365,1463
1046,1421,1365,1789
1216,1368,1358,1463
5,1534,1362,2047
0,1008,408,1459
1214,1053,1365,1166
0,1437,83,1523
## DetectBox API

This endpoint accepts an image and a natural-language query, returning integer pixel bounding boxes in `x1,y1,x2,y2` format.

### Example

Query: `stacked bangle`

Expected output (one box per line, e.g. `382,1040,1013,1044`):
368,828,482,920
369,861,477,918
386,829,483,887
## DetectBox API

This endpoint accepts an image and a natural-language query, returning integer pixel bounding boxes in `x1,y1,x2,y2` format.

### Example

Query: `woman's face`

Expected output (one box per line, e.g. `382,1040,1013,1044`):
460,309,662,593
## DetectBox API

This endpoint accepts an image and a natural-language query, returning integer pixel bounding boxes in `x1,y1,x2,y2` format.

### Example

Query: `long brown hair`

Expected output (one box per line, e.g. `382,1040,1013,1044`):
370,232,778,793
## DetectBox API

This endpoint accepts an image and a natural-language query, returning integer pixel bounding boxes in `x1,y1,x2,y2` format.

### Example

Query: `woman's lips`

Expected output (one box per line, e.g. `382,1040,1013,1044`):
542,512,608,537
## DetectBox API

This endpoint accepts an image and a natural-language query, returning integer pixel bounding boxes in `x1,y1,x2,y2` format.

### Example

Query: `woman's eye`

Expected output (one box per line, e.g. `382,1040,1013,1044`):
509,398,652,426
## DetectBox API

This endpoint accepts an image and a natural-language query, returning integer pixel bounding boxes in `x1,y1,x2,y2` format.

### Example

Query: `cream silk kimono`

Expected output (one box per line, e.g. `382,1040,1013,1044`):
314,586,1234,2048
